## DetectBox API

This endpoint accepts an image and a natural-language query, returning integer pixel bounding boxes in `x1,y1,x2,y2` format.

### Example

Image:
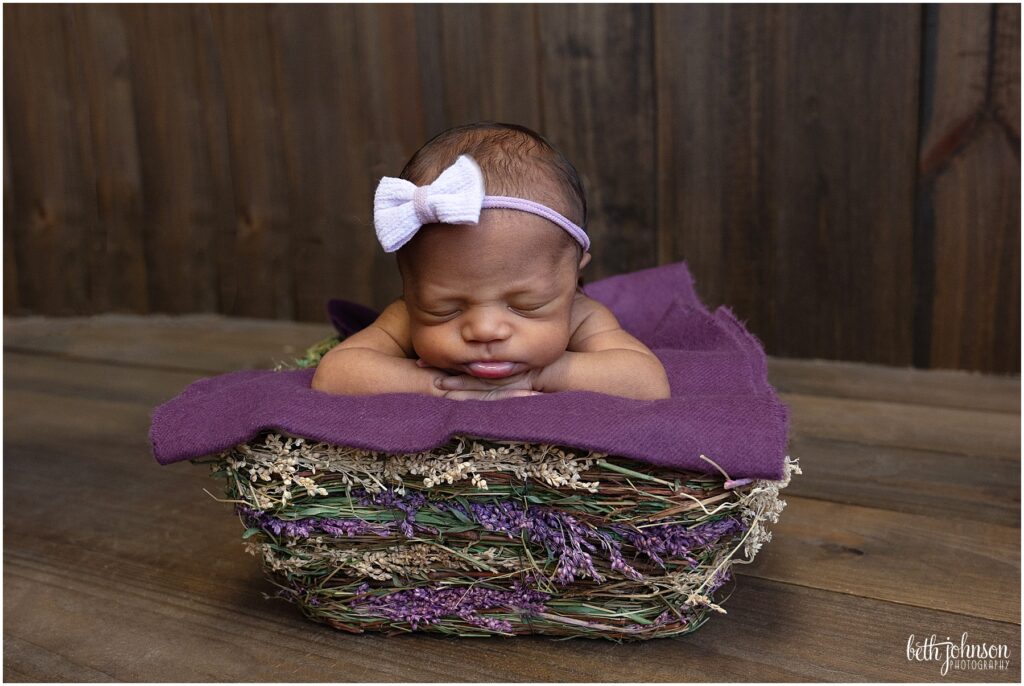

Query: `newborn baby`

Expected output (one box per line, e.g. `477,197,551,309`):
312,122,670,401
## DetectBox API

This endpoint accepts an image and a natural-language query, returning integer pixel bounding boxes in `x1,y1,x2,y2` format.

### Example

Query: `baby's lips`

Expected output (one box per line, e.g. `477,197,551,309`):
465,361,519,379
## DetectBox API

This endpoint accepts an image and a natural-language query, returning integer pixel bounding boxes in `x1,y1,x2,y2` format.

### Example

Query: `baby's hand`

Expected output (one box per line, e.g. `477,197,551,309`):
417,359,542,401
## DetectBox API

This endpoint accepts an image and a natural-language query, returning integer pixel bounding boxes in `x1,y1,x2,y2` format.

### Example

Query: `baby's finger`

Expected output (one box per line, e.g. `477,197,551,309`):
437,374,532,391
445,389,541,401
491,389,542,399
415,358,430,368
435,375,491,391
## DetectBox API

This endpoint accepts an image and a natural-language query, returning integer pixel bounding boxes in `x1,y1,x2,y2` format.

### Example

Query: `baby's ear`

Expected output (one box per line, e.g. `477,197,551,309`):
579,251,592,270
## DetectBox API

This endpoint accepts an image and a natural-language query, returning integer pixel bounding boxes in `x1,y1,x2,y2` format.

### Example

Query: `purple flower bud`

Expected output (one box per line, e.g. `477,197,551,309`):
350,582,550,632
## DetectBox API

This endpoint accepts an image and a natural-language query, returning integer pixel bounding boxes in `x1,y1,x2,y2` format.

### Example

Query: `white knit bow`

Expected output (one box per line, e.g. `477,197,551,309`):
373,154,486,253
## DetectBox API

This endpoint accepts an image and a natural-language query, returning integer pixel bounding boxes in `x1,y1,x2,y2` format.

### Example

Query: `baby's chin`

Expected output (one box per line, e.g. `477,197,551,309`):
419,355,552,378
426,358,534,378
416,342,570,377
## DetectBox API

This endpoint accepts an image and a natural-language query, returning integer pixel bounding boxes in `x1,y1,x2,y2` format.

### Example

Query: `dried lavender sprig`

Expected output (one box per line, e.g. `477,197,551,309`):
355,488,428,538
237,504,400,539
349,580,551,633
612,517,747,569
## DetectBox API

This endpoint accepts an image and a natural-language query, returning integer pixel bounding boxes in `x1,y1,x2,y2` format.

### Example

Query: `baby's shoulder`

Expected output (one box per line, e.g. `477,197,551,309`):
569,292,620,335
374,297,410,327
369,298,414,354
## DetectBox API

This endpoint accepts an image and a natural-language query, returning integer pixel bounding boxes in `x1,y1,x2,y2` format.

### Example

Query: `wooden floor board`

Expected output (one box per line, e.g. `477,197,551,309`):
3,314,1019,681
4,314,332,374
785,436,1020,526
769,357,1020,414
784,392,1020,460
2,635,119,683
744,496,1020,623
4,350,206,407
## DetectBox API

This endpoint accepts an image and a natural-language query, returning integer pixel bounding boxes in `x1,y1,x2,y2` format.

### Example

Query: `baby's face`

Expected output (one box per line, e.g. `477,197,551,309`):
400,210,582,379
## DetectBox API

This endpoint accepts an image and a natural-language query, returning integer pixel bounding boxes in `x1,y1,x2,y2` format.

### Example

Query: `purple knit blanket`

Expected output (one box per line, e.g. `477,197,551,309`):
149,262,789,480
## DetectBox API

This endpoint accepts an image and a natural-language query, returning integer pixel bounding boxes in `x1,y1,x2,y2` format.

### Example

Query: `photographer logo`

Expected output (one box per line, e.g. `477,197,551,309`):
906,633,1011,676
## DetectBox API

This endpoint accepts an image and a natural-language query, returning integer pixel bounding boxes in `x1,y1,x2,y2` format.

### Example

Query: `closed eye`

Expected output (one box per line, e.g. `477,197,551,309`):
509,303,548,315
421,308,460,320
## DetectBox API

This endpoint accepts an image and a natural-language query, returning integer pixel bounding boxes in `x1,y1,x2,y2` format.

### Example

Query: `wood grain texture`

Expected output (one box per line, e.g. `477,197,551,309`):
346,3,428,310
117,5,226,314
656,4,920,366
269,4,407,317
747,495,1020,623
437,4,543,129
538,3,658,280
785,435,1020,527
65,4,149,314
3,5,92,315
783,392,1020,460
3,314,332,374
917,4,1020,374
4,124,18,313
993,4,1020,141
655,4,778,335
768,357,1020,414
208,4,292,319
2,315,1020,680
3,4,1017,373
929,124,1020,373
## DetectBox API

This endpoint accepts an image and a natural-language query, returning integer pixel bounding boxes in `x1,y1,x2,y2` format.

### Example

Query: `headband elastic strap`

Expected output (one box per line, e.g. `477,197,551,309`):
481,196,590,251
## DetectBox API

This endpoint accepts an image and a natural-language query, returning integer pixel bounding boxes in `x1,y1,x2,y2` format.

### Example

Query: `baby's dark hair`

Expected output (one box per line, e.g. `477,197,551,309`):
399,122,587,230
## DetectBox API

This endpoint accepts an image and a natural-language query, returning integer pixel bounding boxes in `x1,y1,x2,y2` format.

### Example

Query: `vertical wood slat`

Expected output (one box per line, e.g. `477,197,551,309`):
918,4,1020,373
348,4,426,310
411,5,446,139
656,5,921,366
538,4,658,281
437,4,543,130
992,4,1021,376
61,7,104,315
207,4,291,319
4,121,19,313
270,5,406,317
66,4,148,314
191,7,238,319
654,5,777,320
3,5,92,315
118,4,224,313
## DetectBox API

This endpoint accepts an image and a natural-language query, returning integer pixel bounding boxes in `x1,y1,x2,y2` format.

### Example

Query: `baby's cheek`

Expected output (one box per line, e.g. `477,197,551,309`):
530,321,572,366
410,326,456,366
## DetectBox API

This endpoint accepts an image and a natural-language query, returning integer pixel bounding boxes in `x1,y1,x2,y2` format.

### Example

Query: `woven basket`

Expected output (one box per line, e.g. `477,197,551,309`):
191,337,799,640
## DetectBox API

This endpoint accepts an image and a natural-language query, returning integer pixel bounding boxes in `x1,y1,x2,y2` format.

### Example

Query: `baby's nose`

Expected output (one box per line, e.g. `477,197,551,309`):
461,308,512,343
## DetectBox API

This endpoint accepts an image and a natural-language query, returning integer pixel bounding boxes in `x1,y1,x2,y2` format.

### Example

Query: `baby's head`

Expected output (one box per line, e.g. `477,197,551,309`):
393,122,591,378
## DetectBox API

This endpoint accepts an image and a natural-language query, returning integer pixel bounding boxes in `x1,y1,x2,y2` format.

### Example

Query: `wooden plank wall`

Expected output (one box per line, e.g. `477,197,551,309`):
3,4,1019,373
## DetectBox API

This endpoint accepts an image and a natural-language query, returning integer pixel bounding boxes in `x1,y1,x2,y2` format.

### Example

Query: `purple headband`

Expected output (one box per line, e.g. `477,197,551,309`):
480,196,590,251
373,154,590,253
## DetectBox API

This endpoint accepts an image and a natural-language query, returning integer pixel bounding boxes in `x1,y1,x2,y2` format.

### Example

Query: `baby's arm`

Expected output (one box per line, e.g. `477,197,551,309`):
311,300,444,396
534,299,671,400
